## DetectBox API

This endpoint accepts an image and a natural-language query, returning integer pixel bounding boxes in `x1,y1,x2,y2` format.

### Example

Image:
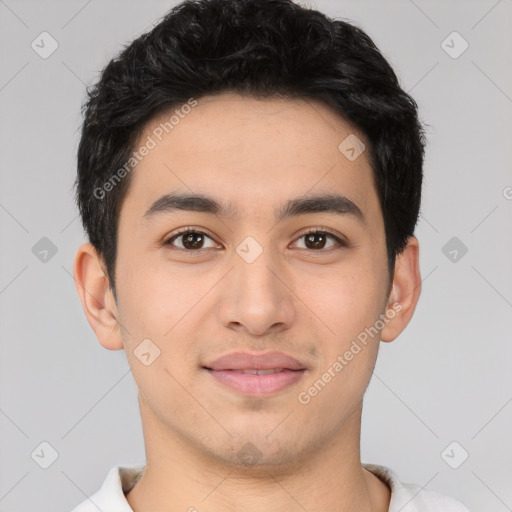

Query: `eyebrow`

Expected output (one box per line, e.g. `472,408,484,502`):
142,191,365,224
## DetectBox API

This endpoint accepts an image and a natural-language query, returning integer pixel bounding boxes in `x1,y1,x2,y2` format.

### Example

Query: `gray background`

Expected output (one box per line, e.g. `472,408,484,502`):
0,0,511,510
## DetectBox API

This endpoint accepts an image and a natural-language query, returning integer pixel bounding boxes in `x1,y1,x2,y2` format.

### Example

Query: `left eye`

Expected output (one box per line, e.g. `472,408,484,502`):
164,229,346,251
293,230,346,250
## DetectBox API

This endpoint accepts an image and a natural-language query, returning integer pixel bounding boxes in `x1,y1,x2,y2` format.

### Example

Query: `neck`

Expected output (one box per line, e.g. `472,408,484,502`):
125,399,390,512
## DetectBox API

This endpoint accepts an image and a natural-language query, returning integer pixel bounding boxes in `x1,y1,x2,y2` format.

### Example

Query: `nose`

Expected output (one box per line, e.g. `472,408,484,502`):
217,245,296,337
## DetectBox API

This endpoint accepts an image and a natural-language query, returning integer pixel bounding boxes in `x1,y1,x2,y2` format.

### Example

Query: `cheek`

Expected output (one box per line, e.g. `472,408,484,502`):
296,268,384,413
305,260,387,339
116,254,187,327
115,263,198,402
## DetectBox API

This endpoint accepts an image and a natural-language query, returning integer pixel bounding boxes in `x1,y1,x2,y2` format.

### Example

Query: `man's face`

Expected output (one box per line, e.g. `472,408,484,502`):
113,93,391,467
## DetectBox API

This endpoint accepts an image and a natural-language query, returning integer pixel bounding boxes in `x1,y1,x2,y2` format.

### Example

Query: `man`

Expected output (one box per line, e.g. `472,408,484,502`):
70,0,469,510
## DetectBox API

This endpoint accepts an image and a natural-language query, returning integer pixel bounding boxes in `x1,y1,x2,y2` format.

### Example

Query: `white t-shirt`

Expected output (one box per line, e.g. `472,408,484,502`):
70,463,470,511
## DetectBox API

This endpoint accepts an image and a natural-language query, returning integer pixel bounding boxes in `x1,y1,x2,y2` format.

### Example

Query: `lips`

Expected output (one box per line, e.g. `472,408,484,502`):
204,351,306,371
204,351,306,396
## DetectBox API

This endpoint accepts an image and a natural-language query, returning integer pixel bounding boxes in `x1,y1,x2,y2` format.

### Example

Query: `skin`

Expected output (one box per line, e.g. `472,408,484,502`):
74,93,421,512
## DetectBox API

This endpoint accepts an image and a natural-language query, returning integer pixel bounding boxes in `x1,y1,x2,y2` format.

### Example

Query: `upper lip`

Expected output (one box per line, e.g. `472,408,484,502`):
204,351,306,371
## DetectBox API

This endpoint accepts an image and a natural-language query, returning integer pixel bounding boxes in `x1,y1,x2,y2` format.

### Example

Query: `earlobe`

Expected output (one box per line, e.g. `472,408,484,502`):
380,236,421,343
72,242,124,350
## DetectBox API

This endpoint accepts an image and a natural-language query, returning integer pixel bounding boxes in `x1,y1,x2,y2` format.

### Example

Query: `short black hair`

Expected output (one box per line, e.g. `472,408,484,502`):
75,0,426,301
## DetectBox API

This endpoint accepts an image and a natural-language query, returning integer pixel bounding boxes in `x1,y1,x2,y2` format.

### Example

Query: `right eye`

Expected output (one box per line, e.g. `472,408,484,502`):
163,228,219,251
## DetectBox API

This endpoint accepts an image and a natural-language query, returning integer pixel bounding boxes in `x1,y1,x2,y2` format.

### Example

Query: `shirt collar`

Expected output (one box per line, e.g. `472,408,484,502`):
72,462,468,512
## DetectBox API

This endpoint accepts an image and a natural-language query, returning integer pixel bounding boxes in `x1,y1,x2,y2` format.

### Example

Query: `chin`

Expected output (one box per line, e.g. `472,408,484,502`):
202,431,311,473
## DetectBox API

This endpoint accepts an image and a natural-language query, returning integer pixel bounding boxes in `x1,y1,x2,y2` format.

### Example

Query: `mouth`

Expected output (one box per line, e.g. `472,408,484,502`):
227,368,287,375
203,351,307,397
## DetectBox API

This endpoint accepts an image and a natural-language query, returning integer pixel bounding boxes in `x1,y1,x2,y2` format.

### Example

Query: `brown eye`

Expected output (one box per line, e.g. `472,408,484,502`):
165,229,217,250
293,230,346,251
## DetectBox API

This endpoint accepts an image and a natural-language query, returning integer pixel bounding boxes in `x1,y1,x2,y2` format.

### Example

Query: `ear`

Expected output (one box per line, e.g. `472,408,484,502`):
380,236,421,343
73,242,124,350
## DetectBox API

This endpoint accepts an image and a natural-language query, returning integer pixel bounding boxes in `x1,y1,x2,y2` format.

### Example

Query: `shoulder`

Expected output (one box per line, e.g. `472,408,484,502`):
363,463,470,512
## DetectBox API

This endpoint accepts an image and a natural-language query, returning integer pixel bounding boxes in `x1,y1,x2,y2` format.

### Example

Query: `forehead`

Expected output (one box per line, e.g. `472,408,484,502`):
122,93,378,221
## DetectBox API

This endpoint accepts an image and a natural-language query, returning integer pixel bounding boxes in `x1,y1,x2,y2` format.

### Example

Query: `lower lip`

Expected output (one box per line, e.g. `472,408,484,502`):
206,369,306,396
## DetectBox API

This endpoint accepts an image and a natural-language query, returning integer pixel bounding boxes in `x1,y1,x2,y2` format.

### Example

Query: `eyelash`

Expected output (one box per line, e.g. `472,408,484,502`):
163,227,348,252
